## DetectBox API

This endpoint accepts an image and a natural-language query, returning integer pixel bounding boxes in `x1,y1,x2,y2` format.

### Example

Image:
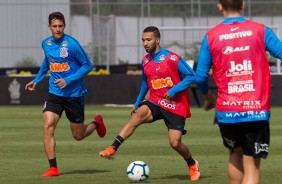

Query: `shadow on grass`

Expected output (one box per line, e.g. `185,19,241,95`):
61,169,110,175
159,174,211,180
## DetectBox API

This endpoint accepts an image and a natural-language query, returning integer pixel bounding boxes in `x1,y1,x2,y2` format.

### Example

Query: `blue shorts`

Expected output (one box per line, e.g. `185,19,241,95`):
43,93,85,123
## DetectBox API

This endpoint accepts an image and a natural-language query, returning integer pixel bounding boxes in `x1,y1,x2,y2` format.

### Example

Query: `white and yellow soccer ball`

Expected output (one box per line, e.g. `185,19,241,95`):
127,161,150,182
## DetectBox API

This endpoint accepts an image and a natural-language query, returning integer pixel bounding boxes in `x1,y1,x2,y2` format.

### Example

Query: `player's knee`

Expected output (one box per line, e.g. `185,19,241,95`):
169,140,181,149
73,133,84,141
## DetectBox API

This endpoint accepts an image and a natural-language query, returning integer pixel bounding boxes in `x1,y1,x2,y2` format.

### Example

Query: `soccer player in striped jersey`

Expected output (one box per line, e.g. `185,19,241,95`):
100,26,200,181
196,1,282,183
25,12,106,177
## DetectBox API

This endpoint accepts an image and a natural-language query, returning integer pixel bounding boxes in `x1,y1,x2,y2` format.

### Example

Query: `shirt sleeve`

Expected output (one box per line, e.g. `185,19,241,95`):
265,26,282,59
167,58,196,97
195,35,212,94
64,41,94,85
134,66,148,108
32,57,49,84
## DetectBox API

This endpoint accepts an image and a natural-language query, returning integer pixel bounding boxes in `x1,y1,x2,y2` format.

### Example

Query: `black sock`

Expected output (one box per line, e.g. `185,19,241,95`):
111,135,124,151
185,154,195,166
93,122,100,128
49,158,57,168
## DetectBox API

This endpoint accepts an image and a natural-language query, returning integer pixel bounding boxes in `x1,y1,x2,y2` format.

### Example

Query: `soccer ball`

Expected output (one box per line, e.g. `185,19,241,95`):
127,161,150,182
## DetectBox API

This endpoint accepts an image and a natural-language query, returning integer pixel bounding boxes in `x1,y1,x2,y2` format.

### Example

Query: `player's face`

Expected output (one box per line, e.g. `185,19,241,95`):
49,19,65,40
142,32,160,54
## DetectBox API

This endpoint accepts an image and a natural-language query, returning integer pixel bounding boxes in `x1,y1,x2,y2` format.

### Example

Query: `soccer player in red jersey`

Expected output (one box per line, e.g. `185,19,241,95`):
196,1,282,183
100,26,200,181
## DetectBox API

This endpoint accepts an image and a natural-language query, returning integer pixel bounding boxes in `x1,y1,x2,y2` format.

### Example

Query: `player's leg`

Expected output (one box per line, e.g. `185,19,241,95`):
240,121,269,184
242,155,260,184
66,96,106,140
227,148,244,184
99,101,155,159
163,110,200,181
41,94,63,177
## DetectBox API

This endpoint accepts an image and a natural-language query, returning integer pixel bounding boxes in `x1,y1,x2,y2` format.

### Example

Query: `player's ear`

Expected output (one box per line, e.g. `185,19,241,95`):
217,3,223,13
241,1,245,10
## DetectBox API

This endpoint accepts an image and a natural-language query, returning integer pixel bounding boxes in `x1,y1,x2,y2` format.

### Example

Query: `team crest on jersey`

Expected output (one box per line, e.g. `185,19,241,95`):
170,55,178,61
60,47,68,58
61,41,68,46
159,54,166,61
144,57,150,65
46,40,52,45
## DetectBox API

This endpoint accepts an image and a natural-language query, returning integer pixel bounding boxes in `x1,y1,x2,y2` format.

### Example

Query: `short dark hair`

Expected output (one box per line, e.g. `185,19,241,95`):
219,0,243,12
143,26,161,39
48,12,66,25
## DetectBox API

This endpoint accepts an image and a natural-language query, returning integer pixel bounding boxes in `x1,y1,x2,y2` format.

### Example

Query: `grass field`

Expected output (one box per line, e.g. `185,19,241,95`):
0,105,282,184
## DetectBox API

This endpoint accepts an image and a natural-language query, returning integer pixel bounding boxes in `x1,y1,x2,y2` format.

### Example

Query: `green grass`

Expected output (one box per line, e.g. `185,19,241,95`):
0,105,282,184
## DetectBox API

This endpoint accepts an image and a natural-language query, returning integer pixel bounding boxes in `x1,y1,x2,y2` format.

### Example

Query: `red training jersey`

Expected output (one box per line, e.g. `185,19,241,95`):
143,52,191,118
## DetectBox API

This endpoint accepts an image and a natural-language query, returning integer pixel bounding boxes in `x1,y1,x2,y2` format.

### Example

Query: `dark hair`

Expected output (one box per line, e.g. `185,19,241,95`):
143,26,161,39
48,12,66,25
219,0,243,12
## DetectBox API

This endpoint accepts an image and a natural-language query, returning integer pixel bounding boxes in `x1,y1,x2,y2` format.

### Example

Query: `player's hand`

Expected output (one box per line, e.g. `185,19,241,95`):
54,78,67,89
25,82,36,91
164,92,172,100
203,90,216,111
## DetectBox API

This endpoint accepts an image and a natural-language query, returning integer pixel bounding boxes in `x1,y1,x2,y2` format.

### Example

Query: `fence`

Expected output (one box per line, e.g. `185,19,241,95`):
1,0,282,74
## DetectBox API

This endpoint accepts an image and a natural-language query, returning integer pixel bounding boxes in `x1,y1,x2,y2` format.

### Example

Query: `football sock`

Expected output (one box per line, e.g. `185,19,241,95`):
48,158,57,168
93,122,100,128
111,135,124,150
185,154,195,166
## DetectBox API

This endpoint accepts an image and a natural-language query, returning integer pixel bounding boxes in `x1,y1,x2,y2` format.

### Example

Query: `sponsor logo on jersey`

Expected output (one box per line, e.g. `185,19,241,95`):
158,99,176,109
170,55,178,61
151,77,173,89
60,47,68,58
223,100,261,109
62,41,68,46
226,60,254,77
159,54,166,61
225,111,267,119
46,40,52,45
230,27,239,32
222,45,250,55
227,79,255,94
50,62,70,72
219,31,253,41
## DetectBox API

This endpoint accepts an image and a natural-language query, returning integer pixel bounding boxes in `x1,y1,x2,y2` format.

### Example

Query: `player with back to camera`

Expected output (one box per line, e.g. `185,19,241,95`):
25,12,107,177
196,0,282,183
99,26,200,181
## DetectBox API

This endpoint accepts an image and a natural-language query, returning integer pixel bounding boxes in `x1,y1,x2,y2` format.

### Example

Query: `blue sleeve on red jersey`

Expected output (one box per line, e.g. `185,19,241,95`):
32,57,49,84
195,35,212,94
167,58,196,97
134,65,148,108
265,26,282,59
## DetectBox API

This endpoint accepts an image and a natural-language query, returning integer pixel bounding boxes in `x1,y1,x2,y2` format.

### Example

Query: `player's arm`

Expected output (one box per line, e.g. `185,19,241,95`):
166,58,196,98
133,65,148,109
265,26,282,59
63,42,94,85
195,35,212,95
25,57,49,91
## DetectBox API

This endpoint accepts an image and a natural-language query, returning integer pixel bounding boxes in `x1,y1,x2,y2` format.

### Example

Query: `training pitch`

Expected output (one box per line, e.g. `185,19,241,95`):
0,105,281,184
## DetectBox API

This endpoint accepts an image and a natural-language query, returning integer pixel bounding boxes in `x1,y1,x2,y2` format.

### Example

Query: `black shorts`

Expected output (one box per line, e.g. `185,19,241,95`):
140,100,186,133
219,121,270,159
43,93,85,123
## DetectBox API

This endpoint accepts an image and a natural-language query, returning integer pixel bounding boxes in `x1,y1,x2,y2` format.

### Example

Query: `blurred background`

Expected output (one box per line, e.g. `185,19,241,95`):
1,0,282,73
1,0,282,106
